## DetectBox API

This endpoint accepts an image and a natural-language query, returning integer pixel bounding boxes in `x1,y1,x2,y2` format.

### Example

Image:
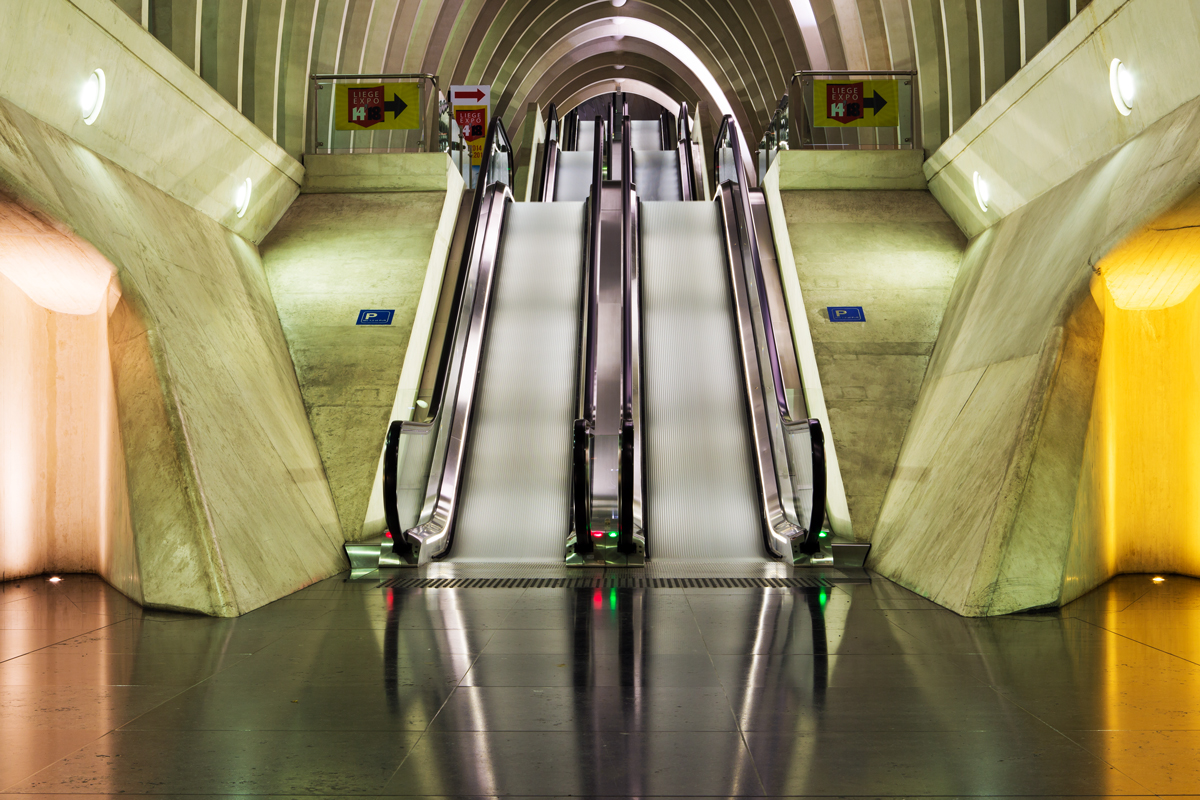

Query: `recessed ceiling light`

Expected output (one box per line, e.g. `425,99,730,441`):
611,0,628,6
614,65,625,70
48,576,62,583
973,171,990,212
80,69,106,125
1153,576,1166,583
234,178,253,218
1109,58,1134,116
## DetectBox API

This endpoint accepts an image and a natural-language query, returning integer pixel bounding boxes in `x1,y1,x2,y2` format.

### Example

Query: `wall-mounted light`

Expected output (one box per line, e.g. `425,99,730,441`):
973,171,990,212
1109,58,1134,116
234,177,252,219
80,68,106,125
611,0,628,6
614,64,625,70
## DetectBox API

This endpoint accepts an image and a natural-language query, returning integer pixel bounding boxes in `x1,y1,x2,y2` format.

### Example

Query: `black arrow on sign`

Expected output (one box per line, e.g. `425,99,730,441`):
384,93,408,119
863,90,888,114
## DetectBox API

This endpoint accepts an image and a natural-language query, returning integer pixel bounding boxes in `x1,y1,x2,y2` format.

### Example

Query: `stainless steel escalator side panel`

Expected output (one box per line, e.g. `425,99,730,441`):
588,182,627,541
747,191,805,416
628,194,646,561
404,185,512,564
717,185,806,560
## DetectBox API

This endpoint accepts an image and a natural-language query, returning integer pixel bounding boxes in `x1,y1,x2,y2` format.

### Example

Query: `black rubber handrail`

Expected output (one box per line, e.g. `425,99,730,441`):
572,116,606,555
658,109,672,150
715,114,826,547
538,104,560,202
382,115,512,548
563,109,579,151
678,101,696,201
619,113,636,556
426,117,511,419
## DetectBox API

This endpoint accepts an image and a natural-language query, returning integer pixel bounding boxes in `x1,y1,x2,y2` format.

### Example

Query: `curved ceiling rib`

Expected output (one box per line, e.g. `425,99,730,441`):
143,0,1032,161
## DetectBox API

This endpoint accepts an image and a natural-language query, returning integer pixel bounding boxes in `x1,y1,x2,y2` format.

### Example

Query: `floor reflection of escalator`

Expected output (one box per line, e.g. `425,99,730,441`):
378,583,845,795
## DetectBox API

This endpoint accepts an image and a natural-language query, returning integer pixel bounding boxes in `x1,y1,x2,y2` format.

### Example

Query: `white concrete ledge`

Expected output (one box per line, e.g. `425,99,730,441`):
774,151,927,191
302,154,462,194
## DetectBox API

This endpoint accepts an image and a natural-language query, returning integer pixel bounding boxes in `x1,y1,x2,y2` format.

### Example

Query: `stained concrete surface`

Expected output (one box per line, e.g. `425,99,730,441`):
0,97,345,616
780,190,965,539
0,570,1197,796
872,94,1200,616
261,189,458,540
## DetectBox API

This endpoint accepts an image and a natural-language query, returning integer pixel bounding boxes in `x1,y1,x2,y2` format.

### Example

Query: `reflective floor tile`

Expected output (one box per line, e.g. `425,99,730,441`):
10,730,423,795
430,686,739,731
711,652,990,691
121,678,451,731
382,731,764,796
0,729,106,792
745,728,1152,796
731,683,1039,732
462,653,722,687
1060,730,1200,796
0,685,184,730
483,625,707,655
0,649,252,686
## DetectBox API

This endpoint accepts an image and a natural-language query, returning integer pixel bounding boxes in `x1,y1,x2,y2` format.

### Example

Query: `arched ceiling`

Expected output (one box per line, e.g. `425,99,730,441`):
134,0,901,160
126,0,1088,162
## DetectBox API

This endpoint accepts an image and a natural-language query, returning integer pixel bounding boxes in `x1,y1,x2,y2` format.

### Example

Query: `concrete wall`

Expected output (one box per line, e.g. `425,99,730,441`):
777,187,964,539
260,155,463,541
864,0,1200,616
0,1,347,615
871,93,1200,616
0,259,137,595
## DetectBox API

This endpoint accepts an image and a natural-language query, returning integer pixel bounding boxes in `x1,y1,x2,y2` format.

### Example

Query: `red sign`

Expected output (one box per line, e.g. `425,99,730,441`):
347,85,385,128
826,82,864,125
455,107,487,140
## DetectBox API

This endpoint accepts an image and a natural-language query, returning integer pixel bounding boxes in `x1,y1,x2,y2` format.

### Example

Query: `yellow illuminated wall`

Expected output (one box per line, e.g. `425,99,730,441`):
1069,220,1200,590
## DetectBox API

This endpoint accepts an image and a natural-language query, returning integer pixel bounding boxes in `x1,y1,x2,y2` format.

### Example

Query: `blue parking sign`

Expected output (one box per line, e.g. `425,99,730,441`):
357,309,395,325
828,306,865,322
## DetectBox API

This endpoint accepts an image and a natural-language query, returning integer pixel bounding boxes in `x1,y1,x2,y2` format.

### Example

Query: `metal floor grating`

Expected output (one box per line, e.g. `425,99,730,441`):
378,575,848,589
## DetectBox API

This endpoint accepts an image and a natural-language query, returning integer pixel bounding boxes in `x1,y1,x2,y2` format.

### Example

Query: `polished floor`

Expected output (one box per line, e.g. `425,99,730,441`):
1,570,1199,798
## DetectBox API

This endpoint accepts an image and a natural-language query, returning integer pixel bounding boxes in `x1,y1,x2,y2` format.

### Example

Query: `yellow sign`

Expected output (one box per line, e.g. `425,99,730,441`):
334,82,420,131
813,80,899,128
454,105,488,167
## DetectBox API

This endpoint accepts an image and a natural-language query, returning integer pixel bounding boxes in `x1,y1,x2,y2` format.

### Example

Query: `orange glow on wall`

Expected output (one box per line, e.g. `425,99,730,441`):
0,198,134,588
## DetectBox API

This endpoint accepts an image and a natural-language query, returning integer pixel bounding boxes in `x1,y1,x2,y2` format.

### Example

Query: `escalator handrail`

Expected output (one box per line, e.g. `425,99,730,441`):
678,101,697,201
582,117,605,423
426,115,513,418
572,116,607,555
716,114,826,543
563,109,579,151
382,117,512,555
621,113,634,420
539,104,560,202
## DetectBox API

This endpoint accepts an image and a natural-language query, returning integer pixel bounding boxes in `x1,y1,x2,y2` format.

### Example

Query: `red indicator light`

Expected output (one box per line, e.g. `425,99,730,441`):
385,532,392,538
591,530,604,538
593,589,603,609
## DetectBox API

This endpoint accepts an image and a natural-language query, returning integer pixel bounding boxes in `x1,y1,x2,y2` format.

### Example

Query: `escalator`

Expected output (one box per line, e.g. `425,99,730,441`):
372,99,830,569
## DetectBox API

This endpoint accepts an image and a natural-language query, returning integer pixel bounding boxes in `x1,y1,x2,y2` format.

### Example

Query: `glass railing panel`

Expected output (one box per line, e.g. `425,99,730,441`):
789,70,917,151
308,73,446,156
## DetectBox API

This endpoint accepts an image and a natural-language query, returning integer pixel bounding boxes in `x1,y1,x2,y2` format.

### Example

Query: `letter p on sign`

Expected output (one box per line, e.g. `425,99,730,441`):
357,309,395,325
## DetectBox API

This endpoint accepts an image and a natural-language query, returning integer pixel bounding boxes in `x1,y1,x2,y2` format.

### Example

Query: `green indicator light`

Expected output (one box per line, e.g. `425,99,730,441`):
818,531,828,538
608,531,618,538
818,589,828,607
